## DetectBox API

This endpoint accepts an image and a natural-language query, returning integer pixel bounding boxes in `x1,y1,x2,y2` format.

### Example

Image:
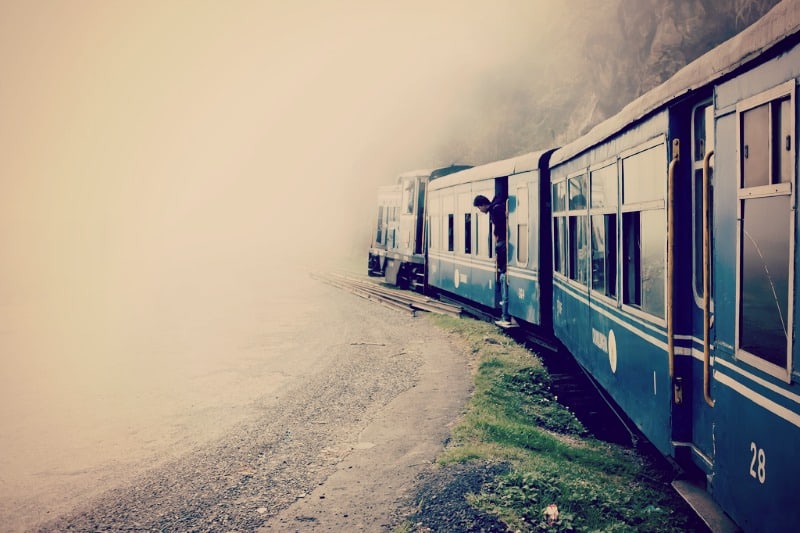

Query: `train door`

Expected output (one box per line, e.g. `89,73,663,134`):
399,177,417,255
687,101,716,475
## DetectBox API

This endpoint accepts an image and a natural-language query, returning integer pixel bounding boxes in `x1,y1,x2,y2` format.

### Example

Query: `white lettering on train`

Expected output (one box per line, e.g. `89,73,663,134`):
592,328,608,353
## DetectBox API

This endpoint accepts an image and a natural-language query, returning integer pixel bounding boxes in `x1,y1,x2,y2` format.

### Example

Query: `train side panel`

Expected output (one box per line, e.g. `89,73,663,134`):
702,37,800,532
428,179,499,309
550,112,675,454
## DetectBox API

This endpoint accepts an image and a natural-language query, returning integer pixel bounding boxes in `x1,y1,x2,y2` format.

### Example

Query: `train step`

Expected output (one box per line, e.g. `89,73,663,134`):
671,480,739,533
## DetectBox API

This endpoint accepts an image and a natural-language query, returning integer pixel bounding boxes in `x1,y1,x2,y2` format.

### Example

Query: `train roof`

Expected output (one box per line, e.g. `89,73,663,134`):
551,0,800,166
396,168,436,180
428,150,550,190
394,164,472,182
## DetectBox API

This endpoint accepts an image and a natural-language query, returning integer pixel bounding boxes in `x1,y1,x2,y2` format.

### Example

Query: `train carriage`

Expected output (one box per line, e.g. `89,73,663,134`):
427,151,553,326
372,166,471,290
548,2,800,530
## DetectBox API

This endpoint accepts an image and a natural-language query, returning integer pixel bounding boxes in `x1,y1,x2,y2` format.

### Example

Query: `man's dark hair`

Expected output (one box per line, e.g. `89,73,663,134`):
473,195,490,207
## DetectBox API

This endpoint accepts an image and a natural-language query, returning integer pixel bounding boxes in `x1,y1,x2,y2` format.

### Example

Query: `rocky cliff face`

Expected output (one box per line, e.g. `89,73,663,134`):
588,0,780,126
435,0,781,164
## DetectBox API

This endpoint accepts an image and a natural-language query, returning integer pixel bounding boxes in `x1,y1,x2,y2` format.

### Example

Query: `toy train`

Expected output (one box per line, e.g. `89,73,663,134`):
367,2,800,531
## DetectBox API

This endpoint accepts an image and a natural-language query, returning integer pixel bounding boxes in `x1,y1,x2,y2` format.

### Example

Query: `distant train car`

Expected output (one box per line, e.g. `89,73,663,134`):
372,165,470,290
547,2,800,530
367,184,401,277
426,151,554,326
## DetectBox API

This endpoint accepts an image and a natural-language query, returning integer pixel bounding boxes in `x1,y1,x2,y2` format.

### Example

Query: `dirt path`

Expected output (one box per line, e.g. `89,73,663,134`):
261,326,470,532
17,280,473,532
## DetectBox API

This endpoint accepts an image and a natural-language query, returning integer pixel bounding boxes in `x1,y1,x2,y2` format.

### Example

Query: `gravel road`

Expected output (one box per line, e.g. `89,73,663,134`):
11,275,473,532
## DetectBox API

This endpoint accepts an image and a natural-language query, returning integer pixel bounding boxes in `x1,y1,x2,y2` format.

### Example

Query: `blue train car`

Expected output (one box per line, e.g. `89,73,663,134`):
547,2,800,530
427,152,553,326
381,166,470,290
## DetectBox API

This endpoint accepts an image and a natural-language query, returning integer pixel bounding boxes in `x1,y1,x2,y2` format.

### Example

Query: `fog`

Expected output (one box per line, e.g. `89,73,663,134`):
0,1,566,282
0,1,569,374
0,1,571,504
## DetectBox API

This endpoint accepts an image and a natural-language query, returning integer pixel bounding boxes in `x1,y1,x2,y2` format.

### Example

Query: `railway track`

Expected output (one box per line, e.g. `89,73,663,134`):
311,271,463,317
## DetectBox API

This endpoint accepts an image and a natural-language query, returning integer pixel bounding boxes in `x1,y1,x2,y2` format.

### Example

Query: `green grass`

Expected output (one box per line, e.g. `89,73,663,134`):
426,314,698,532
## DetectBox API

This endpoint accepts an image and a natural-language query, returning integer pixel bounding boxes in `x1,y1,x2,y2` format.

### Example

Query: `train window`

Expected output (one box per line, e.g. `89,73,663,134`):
590,164,617,209
518,224,529,264
740,97,794,186
430,216,439,250
568,215,589,284
428,197,439,251
622,212,641,308
693,103,714,303
742,104,770,188
694,104,714,162
464,213,472,254
488,221,494,258
553,182,566,211
590,162,618,298
740,196,790,367
623,147,664,204
622,213,665,318
401,180,415,214
621,144,667,319
736,82,795,377
591,214,617,298
516,186,529,265
569,175,587,209
554,216,566,275
565,174,589,285
474,213,480,256
641,210,666,317
552,179,568,276
447,214,454,252
779,97,793,183
376,206,384,244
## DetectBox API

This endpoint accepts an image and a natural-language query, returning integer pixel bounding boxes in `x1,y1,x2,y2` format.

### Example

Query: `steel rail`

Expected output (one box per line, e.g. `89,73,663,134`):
311,272,462,317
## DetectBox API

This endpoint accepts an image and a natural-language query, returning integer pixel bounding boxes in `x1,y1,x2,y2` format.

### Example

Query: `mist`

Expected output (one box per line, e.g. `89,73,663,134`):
0,0,782,380
0,0,567,453
0,2,566,379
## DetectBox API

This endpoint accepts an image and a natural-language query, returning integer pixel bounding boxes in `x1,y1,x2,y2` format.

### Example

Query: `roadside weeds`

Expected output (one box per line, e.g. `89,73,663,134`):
398,315,707,532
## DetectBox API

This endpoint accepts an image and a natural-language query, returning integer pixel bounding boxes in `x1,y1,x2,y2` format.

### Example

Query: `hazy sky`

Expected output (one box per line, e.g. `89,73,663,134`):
0,1,563,335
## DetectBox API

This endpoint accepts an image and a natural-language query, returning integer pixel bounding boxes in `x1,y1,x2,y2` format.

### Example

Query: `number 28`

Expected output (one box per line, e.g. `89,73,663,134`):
749,442,766,484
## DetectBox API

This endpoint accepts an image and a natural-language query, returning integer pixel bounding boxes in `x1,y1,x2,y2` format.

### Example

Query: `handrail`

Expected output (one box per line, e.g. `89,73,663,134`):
703,149,716,407
668,139,679,378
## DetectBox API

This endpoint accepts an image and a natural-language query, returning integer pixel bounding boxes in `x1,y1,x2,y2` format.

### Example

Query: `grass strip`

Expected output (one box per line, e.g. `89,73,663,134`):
426,314,701,532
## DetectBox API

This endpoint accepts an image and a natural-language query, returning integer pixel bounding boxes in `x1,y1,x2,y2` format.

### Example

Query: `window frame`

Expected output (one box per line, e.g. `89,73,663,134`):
691,101,715,310
428,196,441,251
402,179,417,215
566,170,590,287
734,80,796,382
552,179,568,277
515,184,530,266
619,137,668,325
588,157,620,304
